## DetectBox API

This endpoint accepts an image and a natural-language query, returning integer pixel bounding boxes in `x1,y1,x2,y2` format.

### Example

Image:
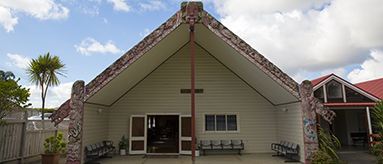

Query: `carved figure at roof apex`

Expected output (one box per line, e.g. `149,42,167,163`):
181,1,203,28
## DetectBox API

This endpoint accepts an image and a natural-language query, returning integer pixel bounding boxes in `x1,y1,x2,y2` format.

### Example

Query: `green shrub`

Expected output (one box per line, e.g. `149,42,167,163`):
371,100,383,164
318,125,341,160
34,108,56,113
311,150,333,164
44,132,67,154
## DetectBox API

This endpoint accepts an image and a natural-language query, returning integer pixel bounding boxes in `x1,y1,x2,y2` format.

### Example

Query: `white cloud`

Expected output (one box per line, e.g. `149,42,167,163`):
74,37,124,56
292,73,307,84
140,28,150,37
6,53,30,69
5,62,12,67
139,1,166,11
26,82,73,108
107,0,131,12
347,50,383,83
210,0,330,16
48,82,73,99
333,0,383,48
0,0,69,20
0,6,18,32
103,18,108,24
0,0,69,32
209,0,383,81
321,68,347,78
79,3,99,15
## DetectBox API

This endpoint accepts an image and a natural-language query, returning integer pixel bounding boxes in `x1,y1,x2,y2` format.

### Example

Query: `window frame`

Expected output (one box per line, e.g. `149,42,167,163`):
202,113,240,133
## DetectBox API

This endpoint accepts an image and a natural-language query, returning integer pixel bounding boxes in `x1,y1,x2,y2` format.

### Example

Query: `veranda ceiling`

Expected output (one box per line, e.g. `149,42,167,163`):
86,23,299,106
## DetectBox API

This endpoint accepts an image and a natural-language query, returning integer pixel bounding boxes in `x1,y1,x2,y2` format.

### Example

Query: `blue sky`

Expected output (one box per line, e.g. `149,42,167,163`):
1,0,383,108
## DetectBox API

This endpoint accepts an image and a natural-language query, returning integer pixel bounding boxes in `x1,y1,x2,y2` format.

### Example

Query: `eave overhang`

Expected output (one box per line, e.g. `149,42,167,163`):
324,102,376,107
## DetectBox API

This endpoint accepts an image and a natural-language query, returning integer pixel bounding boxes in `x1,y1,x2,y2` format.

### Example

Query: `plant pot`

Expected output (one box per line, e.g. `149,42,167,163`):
41,153,61,164
120,149,126,156
195,150,200,157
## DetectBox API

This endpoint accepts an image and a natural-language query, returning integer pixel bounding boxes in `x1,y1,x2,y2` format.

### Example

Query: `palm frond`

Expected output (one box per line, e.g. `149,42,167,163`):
25,52,66,112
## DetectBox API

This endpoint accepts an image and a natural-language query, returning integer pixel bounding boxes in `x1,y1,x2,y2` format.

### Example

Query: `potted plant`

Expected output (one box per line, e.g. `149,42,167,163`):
118,135,129,155
41,132,67,164
195,137,200,156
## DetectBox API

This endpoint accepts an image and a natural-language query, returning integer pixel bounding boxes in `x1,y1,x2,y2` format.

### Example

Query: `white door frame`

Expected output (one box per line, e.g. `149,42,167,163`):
129,115,146,154
179,115,192,155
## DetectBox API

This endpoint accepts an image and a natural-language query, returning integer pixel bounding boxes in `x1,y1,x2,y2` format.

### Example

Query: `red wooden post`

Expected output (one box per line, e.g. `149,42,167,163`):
190,26,196,163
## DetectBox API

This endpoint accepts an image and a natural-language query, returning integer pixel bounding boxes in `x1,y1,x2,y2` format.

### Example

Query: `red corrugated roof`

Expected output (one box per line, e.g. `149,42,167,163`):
324,102,376,107
355,77,383,99
311,74,333,87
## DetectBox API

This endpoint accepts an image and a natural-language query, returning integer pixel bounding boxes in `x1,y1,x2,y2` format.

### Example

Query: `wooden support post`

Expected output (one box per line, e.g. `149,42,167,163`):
19,111,27,164
190,26,196,163
366,107,373,148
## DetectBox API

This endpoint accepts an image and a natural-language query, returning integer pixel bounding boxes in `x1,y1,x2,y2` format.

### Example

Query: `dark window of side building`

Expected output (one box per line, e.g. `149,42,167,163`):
345,86,374,102
314,86,324,102
326,80,343,103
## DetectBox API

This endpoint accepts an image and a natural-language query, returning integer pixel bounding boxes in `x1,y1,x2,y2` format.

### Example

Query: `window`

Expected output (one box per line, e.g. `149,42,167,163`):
204,114,238,132
314,86,324,102
345,86,374,102
326,80,343,103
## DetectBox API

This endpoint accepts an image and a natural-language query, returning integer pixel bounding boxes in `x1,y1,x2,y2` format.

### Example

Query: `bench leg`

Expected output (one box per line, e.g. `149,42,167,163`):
103,154,113,158
283,155,300,163
239,149,241,156
85,158,101,164
284,158,300,163
272,152,284,157
204,150,206,156
85,162,101,164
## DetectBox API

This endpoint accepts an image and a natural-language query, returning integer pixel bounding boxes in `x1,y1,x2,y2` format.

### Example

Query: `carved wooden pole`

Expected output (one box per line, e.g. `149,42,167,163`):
183,2,203,163
66,80,85,164
299,80,335,163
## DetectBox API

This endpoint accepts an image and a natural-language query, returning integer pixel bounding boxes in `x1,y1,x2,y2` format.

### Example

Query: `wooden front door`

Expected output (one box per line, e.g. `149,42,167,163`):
129,115,146,154
179,115,191,155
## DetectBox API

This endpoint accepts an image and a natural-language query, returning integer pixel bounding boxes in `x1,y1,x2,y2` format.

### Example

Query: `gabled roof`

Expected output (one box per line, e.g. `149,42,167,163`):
355,77,383,99
311,74,332,87
81,2,301,106
310,74,380,103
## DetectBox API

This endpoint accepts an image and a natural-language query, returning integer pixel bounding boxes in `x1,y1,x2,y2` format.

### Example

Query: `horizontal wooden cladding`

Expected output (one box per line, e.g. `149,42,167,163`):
82,105,110,162
108,43,277,154
275,103,304,161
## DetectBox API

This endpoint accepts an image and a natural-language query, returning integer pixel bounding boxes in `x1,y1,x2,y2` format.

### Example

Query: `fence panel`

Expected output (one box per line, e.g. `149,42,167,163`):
0,119,69,162
0,120,25,162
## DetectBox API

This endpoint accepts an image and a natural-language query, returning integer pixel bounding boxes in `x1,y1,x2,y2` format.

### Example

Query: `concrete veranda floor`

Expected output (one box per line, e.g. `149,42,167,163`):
16,151,378,164
60,153,300,164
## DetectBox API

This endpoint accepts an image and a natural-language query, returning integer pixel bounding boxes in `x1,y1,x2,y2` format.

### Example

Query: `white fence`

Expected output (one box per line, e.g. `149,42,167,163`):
0,118,69,163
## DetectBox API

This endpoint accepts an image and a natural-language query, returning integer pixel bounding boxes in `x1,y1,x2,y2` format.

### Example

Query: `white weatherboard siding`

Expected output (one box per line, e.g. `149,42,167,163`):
276,103,304,162
104,42,279,155
82,104,110,163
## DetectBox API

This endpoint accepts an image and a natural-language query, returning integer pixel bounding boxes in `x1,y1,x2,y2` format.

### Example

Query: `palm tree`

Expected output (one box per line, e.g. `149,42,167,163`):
26,52,66,120
0,70,15,81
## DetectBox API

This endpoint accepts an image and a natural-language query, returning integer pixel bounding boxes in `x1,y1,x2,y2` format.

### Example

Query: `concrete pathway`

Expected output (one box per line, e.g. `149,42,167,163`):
18,152,377,164
338,152,376,164
79,153,298,164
